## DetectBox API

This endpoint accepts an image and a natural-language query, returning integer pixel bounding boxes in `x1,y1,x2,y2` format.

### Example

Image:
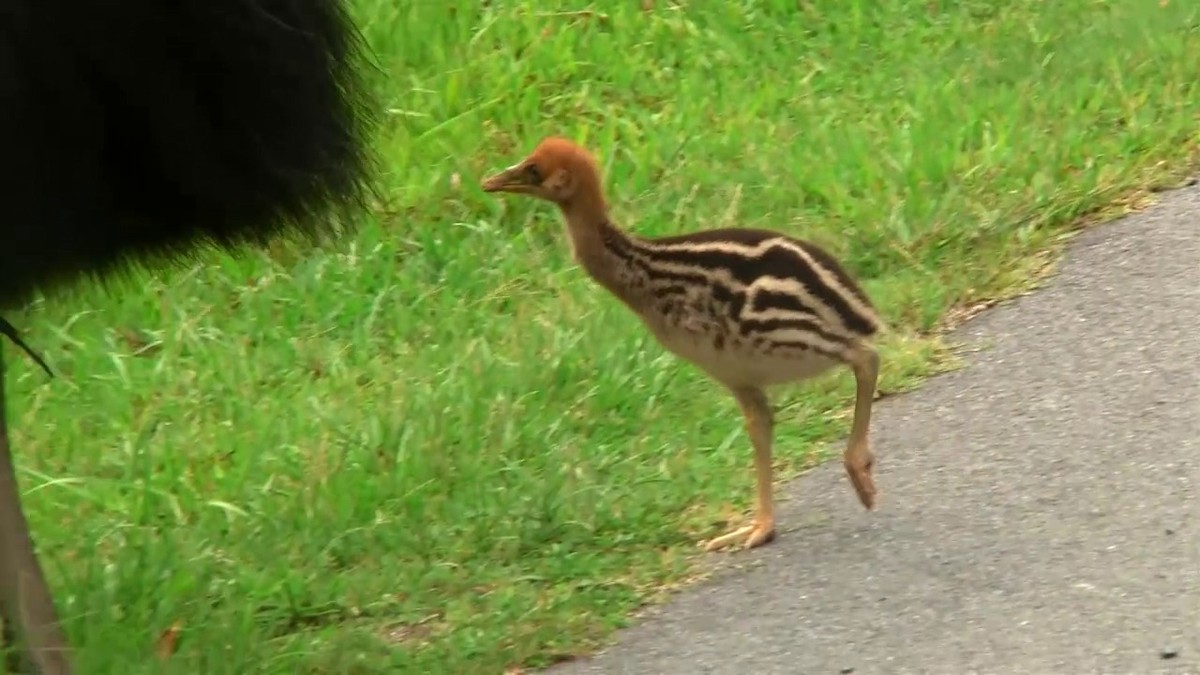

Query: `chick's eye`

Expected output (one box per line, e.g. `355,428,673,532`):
524,164,542,184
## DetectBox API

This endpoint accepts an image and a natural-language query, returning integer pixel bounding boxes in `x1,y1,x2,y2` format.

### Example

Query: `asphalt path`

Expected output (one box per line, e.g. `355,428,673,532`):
551,182,1200,674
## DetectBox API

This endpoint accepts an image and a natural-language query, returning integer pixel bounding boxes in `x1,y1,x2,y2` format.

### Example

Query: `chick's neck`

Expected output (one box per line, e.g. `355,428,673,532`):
556,192,643,308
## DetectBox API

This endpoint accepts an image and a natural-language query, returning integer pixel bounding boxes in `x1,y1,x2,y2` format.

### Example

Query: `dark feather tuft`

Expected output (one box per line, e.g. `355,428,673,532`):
0,0,380,309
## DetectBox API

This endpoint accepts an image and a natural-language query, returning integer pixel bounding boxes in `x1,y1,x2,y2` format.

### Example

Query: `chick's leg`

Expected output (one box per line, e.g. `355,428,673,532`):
705,386,776,551
844,347,879,509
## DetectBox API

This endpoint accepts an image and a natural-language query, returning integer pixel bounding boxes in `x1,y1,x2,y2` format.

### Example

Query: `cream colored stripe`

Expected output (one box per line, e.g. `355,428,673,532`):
757,326,849,357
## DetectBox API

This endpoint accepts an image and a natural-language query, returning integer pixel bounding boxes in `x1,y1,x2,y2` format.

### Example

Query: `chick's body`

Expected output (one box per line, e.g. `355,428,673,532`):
484,137,883,551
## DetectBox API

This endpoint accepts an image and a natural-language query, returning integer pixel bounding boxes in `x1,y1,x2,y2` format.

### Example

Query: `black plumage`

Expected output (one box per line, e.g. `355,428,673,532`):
0,2,379,672
0,0,378,310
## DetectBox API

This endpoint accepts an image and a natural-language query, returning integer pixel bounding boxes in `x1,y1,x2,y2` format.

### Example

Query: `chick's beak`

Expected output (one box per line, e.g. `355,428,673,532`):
481,165,529,193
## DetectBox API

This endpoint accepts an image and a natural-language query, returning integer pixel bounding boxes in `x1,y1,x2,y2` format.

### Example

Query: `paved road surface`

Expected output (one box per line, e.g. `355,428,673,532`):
551,183,1200,674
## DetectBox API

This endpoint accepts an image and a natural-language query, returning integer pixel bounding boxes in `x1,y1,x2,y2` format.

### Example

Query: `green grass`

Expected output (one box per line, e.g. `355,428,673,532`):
4,1,1199,672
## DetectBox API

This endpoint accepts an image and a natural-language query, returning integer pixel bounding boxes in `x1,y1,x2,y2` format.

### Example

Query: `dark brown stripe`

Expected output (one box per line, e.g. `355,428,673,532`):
650,284,691,301
709,282,747,320
764,339,842,360
795,240,876,311
738,317,849,349
750,289,818,317
607,227,714,288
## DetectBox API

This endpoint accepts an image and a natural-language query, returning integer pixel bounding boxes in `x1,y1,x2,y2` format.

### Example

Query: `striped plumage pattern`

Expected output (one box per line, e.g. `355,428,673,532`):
599,224,881,364
483,136,882,552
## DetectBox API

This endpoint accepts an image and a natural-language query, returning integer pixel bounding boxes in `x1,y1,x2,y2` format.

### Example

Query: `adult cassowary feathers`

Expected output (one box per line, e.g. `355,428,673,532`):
0,0,379,311
0,2,378,672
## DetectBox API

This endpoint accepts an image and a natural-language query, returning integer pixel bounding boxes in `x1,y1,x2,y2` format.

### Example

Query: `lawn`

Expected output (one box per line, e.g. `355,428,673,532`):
4,1,1198,673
